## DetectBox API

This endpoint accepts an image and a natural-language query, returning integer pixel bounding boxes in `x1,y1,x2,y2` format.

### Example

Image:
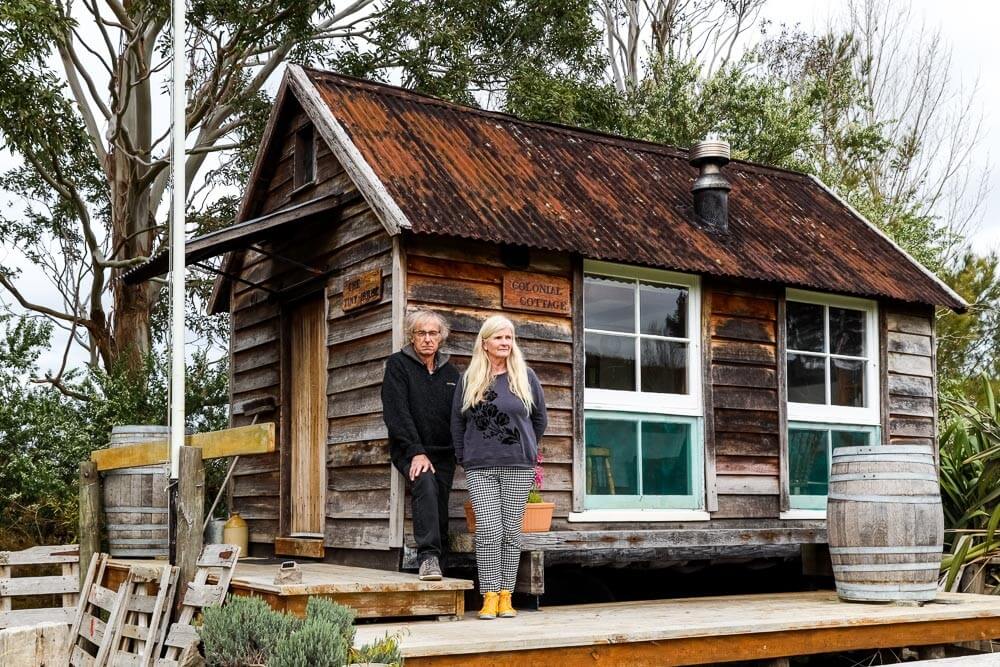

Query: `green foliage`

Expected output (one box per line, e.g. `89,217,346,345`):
0,313,230,549
938,253,1000,405
303,596,356,647
939,377,1000,584
200,595,377,667
201,596,301,667
269,619,347,667
350,631,404,666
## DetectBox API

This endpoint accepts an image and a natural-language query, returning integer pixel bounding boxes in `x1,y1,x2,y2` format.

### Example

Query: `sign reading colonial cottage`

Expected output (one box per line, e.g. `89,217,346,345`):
342,268,382,312
502,271,571,316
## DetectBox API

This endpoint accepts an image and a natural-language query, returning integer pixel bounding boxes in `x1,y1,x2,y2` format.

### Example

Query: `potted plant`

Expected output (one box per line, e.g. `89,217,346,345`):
523,455,554,532
464,455,554,533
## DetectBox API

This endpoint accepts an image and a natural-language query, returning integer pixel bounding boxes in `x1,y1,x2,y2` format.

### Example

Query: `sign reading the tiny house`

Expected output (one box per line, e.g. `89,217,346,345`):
503,271,571,315
342,268,382,312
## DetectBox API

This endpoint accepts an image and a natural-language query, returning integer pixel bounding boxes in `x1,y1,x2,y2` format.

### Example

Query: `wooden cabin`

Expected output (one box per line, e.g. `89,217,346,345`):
124,65,966,577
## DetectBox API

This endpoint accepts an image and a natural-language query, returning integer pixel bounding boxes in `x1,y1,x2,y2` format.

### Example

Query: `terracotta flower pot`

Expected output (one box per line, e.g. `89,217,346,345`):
463,500,554,533
522,502,554,532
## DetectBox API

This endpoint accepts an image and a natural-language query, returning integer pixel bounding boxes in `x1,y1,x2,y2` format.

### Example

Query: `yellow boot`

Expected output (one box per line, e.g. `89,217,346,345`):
478,591,499,620
498,590,516,618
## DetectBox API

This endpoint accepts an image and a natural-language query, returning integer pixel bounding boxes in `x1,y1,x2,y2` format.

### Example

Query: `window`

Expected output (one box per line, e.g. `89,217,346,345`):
788,423,877,509
785,289,878,425
585,412,702,509
582,261,703,511
784,289,880,511
293,125,316,188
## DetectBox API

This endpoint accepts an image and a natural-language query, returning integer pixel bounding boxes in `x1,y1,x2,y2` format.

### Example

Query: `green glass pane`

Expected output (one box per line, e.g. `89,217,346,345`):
831,430,871,448
585,418,637,495
640,421,691,495
789,428,829,496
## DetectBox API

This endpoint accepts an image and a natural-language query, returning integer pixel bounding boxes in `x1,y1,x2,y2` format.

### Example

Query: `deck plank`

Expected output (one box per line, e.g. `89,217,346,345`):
354,591,1000,664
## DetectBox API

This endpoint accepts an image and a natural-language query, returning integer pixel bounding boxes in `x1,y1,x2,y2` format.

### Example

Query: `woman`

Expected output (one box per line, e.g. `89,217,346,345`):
451,315,547,619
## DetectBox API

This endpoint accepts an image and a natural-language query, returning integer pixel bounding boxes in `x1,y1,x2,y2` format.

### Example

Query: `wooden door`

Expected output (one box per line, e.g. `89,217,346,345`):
288,294,327,537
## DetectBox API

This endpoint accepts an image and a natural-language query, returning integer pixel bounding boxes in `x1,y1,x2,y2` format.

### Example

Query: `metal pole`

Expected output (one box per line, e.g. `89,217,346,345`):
169,0,186,481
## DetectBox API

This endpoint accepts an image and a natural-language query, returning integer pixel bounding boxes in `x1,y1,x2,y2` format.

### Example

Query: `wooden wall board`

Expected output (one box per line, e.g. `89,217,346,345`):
882,304,937,446
403,239,574,529
706,281,782,520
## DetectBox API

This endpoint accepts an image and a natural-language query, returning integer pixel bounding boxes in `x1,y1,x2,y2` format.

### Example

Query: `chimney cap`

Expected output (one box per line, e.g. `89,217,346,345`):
690,138,731,167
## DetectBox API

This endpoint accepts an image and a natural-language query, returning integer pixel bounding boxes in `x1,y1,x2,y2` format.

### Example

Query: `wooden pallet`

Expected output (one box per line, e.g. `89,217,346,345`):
161,544,240,662
0,544,80,629
107,562,178,667
67,553,128,666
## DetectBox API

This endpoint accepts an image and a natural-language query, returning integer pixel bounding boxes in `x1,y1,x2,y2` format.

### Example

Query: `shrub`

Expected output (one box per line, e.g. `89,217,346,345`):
269,619,347,667
350,631,405,666
305,596,356,647
200,596,300,667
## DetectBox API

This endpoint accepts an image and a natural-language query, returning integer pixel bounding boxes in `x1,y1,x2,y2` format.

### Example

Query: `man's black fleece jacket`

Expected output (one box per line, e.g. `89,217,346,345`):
381,345,460,469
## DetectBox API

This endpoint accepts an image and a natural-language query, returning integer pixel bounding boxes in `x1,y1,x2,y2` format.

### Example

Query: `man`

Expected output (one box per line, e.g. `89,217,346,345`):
381,309,460,580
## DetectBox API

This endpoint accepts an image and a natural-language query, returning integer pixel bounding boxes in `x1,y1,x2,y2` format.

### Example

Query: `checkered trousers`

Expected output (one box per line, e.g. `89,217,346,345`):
465,466,535,593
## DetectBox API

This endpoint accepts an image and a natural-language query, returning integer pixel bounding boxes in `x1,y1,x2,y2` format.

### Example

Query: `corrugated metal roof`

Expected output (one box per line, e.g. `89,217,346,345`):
303,68,964,310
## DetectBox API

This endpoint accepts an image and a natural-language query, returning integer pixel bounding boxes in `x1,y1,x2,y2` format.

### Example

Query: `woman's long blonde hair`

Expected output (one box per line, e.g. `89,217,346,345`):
461,315,534,413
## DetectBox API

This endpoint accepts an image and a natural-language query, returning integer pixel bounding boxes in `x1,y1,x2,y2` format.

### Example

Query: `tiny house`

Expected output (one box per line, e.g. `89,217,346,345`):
125,65,965,575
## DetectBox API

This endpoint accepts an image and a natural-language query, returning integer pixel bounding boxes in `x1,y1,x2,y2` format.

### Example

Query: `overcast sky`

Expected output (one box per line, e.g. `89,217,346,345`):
761,0,999,251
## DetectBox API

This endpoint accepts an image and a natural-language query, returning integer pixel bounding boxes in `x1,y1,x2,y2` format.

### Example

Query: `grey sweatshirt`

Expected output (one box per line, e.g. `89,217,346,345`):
451,369,548,470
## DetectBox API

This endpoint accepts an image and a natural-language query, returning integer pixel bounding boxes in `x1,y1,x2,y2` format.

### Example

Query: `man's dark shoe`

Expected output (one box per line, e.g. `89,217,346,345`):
418,556,443,581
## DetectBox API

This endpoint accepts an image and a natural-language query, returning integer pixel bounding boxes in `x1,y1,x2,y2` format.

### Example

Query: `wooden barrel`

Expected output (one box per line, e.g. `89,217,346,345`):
827,445,943,602
103,425,170,558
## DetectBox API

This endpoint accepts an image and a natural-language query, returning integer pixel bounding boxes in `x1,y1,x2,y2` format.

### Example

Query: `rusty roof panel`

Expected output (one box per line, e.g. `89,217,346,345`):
305,68,964,310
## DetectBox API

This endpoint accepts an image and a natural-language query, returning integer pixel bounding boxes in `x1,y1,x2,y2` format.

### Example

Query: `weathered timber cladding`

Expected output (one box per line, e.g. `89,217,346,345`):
706,281,782,519
881,305,937,447
403,236,574,538
324,210,394,550
228,106,372,547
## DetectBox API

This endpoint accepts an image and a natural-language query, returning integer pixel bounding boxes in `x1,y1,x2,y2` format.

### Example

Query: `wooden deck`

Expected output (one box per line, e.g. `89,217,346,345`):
353,591,1000,666
224,560,472,619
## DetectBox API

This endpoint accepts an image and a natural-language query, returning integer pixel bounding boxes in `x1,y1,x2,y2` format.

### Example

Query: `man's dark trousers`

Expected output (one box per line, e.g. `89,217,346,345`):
400,457,455,563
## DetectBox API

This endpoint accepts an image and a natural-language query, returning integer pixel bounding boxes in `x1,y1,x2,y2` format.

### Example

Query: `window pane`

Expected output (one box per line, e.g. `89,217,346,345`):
639,282,687,337
787,353,825,403
789,429,829,496
831,430,871,448
585,333,636,391
585,418,637,495
641,421,691,495
831,358,865,407
830,307,865,356
787,301,824,352
585,275,634,333
640,339,687,394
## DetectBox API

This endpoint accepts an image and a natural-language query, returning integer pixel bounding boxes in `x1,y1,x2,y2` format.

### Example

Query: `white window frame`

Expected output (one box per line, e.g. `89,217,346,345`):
584,260,702,416
581,260,704,514
786,421,879,510
785,288,880,427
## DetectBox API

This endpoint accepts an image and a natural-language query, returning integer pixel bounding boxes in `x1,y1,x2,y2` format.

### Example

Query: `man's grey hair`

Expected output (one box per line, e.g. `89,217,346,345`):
405,309,450,341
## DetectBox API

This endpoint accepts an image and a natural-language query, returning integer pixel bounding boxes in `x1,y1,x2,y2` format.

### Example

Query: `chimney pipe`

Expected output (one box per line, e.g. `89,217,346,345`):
690,137,731,232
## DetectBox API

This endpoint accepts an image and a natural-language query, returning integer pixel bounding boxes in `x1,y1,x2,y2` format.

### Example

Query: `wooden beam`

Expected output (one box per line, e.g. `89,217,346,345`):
78,461,101,588
518,528,825,551
175,447,205,616
91,423,276,471
274,537,325,560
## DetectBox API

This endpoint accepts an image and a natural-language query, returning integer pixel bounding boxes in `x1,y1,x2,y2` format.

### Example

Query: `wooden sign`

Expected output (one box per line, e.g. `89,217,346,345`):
342,268,382,312
503,271,571,315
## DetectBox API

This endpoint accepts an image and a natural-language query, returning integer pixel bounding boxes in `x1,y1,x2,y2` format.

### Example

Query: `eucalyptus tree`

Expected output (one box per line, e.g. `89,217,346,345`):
0,0,595,391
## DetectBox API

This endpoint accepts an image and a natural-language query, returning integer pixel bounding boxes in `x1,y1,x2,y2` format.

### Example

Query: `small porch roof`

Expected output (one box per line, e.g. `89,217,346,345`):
120,191,355,288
